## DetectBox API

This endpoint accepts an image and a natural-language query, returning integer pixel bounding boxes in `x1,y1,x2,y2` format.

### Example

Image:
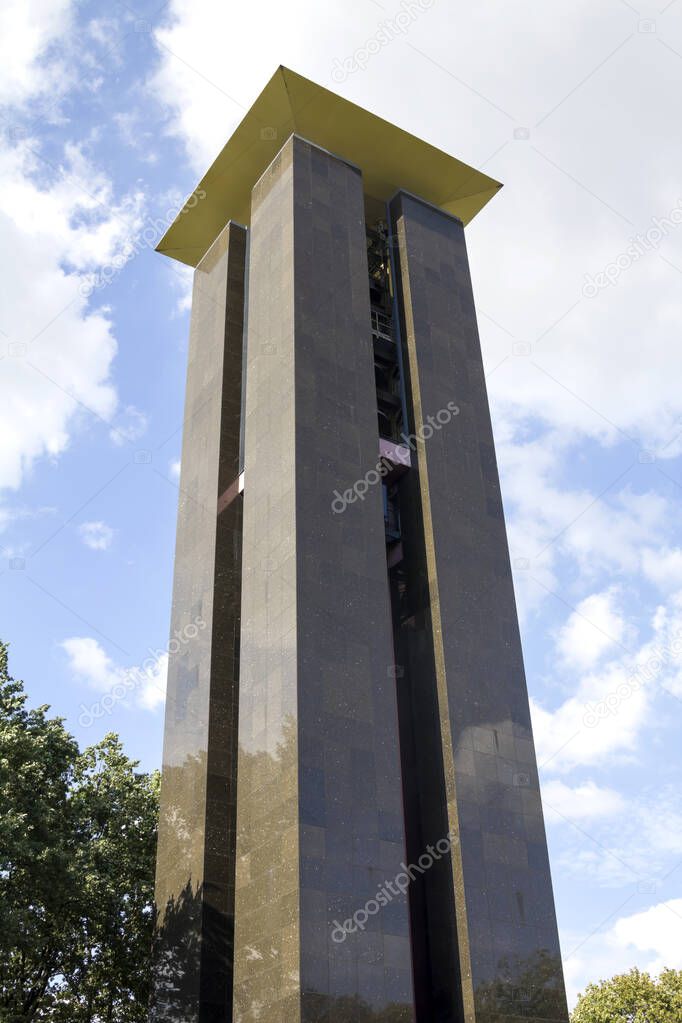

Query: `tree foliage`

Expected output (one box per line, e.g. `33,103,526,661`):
572,967,682,1023
0,641,159,1022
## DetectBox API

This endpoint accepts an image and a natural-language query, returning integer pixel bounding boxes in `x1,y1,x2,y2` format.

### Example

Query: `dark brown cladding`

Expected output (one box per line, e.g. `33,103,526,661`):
233,136,416,1023
151,221,246,1023
389,191,569,1023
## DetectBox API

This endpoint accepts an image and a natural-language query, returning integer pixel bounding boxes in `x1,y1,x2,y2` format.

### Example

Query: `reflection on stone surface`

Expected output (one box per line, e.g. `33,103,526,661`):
151,751,237,1023
301,993,413,1022
150,880,202,1022
474,949,568,1021
233,719,416,1021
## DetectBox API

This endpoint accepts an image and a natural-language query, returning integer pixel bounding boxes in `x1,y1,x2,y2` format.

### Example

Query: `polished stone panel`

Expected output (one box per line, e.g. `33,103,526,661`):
151,221,246,1023
233,136,415,1023
389,191,569,1023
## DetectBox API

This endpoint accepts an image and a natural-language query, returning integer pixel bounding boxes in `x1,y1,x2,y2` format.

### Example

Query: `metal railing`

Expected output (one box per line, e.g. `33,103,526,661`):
371,307,394,343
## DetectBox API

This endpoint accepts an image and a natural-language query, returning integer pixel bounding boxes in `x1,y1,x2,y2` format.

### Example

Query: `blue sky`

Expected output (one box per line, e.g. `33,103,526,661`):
1,0,682,1007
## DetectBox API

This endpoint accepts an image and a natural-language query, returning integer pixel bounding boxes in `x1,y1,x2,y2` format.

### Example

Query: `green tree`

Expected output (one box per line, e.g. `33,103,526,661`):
572,967,682,1023
0,641,160,1022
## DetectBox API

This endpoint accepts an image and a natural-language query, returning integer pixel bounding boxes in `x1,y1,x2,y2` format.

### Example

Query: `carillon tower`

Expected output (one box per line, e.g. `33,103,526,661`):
151,66,568,1023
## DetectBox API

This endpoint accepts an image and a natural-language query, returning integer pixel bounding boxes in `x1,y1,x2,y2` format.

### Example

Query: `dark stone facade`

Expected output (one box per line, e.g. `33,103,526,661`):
233,135,415,1023
389,191,568,1023
152,140,568,1023
151,222,246,1023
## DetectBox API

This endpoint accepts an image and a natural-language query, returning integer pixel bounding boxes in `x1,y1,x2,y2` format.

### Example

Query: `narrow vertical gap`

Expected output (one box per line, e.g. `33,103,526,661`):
376,199,467,1023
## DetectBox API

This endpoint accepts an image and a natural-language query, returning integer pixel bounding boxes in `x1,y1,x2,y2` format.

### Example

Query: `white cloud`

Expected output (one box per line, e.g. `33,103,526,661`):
61,636,167,711
61,636,115,689
150,1,308,173
0,11,147,504
498,425,672,618
542,779,625,821
113,109,159,163
0,138,145,494
610,899,682,977
642,547,682,591
0,0,73,108
169,458,181,479
136,653,168,711
532,591,682,773
543,786,682,893
564,898,682,1008
531,663,643,774
87,17,121,50
78,520,114,550
0,503,55,534
170,261,193,314
109,405,148,446
556,588,628,670
0,141,145,272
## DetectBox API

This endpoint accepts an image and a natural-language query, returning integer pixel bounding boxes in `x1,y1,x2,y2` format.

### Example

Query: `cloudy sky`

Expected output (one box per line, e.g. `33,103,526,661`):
1,0,682,1007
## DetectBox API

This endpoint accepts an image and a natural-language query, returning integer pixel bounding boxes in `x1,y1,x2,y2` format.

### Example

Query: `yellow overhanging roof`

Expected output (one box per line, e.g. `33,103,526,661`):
156,66,503,268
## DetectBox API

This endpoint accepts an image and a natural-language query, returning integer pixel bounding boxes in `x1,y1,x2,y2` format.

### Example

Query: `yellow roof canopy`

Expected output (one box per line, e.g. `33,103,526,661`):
156,66,503,268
